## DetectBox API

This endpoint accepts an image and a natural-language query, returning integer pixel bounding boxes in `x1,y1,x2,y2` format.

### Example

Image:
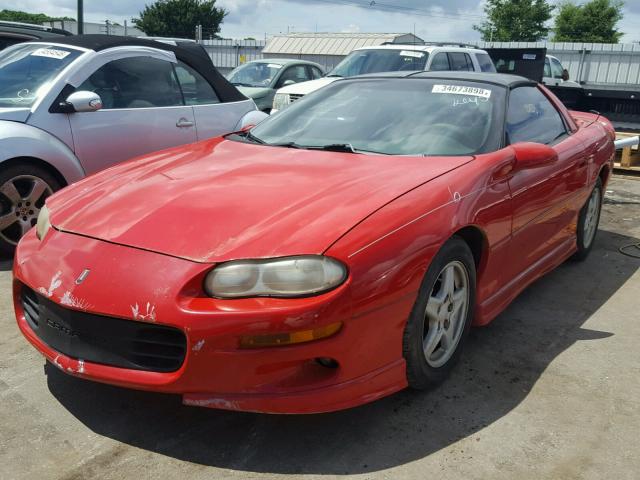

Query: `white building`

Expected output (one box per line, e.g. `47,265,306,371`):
262,32,424,71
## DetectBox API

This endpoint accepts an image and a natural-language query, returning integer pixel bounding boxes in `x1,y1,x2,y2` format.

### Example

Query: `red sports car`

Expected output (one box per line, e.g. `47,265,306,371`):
14,72,614,414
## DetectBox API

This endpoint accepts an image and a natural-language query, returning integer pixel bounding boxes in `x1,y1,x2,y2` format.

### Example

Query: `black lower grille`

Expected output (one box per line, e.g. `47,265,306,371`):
20,285,186,373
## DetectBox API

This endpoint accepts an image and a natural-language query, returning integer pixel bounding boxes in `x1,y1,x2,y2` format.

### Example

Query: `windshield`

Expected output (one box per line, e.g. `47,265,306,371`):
248,78,505,156
329,49,428,77
227,62,283,88
0,43,82,108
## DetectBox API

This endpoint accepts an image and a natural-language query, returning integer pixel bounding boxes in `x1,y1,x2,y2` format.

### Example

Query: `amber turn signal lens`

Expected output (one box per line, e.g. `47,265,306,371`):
239,322,342,348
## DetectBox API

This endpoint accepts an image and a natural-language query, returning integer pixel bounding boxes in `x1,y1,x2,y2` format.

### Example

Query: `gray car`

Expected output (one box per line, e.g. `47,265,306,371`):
0,34,264,252
227,58,324,112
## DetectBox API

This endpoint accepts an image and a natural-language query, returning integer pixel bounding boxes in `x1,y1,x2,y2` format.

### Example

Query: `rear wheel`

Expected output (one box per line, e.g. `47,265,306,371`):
0,164,61,254
403,237,476,389
573,178,602,261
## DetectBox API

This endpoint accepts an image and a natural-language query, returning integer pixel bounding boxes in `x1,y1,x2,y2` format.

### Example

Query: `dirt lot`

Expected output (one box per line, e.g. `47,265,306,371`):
1,175,639,480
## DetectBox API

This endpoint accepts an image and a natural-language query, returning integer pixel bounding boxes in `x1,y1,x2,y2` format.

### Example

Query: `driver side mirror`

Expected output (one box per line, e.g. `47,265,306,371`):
282,79,296,87
561,69,570,81
65,91,103,113
511,142,558,169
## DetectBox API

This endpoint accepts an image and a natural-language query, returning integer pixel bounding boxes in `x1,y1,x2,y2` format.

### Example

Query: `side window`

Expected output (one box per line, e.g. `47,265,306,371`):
449,52,473,71
550,58,564,79
174,61,219,105
276,65,311,88
506,86,567,145
78,56,183,109
543,58,551,78
429,52,450,71
476,53,496,73
310,66,324,79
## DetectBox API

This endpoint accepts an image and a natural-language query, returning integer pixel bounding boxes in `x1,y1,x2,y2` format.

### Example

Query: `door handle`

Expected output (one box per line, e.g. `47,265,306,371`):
176,118,194,128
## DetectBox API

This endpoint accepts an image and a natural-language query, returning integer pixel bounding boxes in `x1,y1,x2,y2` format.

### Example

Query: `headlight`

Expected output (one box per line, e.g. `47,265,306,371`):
272,92,291,111
35,205,51,240
204,255,347,298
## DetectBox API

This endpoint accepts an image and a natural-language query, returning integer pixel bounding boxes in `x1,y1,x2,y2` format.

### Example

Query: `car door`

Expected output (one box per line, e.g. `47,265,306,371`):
505,85,588,279
172,60,252,140
543,57,565,86
275,65,313,89
428,52,451,71
448,52,474,72
309,65,324,79
68,55,197,175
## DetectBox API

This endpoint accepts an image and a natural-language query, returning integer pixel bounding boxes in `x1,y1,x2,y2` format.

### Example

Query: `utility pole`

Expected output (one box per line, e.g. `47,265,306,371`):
77,0,84,34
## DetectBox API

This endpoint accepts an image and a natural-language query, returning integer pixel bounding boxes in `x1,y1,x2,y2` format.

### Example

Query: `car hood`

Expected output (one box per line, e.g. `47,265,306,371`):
0,108,30,123
236,86,272,99
48,138,472,263
277,77,339,95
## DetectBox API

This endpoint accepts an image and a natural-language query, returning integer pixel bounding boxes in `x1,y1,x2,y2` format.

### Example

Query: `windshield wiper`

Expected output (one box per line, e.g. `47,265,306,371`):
270,142,355,152
270,141,305,149
326,74,343,78
232,82,255,87
230,130,266,144
266,142,388,155
307,143,356,153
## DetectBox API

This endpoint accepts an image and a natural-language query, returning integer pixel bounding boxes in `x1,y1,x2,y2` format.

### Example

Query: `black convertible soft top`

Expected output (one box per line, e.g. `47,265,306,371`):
45,34,246,103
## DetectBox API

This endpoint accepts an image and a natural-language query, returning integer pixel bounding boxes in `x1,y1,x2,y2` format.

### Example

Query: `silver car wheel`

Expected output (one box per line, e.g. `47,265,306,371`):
583,187,601,249
0,175,53,245
423,260,470,368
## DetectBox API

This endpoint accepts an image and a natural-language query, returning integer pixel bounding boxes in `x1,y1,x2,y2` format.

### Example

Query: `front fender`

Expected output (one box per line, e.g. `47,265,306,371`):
0,121,85,184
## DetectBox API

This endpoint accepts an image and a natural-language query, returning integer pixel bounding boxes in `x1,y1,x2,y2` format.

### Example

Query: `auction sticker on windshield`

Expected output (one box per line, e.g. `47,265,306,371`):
432,84,492,99
31,48,71,60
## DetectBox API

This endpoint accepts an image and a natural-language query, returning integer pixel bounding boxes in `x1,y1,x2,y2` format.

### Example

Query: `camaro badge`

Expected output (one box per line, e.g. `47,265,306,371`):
75,269,90,285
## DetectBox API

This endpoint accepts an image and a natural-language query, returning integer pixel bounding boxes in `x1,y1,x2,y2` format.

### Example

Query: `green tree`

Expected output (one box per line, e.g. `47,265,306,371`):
0,9,73,24
474,0,555,41
553,0,624,43
133,0,227,39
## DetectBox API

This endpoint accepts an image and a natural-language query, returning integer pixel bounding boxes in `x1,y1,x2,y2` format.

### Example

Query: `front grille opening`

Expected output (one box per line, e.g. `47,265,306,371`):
20,286,40,329
19,284,186,373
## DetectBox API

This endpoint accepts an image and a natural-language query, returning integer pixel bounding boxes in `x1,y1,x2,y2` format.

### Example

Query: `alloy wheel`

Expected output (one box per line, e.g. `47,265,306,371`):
0,175,53,245
423,260,470,368
583,187,601,249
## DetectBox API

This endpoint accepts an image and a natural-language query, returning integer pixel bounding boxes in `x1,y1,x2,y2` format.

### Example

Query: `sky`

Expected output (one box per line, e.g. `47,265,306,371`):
4,0,640,42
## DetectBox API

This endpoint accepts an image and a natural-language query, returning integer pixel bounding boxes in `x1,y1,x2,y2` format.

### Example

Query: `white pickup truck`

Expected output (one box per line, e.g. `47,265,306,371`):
271,44,495,112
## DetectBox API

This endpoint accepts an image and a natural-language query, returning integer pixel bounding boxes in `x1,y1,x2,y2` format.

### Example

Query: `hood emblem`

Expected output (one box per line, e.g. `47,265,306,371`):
75,269,90,285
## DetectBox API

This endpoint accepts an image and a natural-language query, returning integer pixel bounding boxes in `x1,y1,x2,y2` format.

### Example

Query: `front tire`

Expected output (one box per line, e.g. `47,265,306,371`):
573,178,602,261
0,163,61,254
403,236,476,390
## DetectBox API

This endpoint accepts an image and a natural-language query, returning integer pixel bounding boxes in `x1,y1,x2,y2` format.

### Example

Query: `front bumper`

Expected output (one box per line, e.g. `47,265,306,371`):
14,229,407,413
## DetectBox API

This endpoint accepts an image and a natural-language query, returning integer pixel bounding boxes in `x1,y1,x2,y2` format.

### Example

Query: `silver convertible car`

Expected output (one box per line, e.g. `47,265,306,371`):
0,35,264,252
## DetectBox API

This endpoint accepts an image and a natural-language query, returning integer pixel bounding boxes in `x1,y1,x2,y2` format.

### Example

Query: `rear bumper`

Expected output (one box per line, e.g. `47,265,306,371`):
14,229,409,413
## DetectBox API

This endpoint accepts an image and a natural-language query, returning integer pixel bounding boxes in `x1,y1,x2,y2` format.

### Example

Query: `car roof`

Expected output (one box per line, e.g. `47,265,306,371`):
348,71,535,88
353,44,488,54
36,34,246,103
245,58,321,67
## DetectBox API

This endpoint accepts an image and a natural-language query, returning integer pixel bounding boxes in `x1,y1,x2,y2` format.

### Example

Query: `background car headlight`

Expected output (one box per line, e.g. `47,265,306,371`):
272,92,291,111
204,255,347,298
35,205,51,240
